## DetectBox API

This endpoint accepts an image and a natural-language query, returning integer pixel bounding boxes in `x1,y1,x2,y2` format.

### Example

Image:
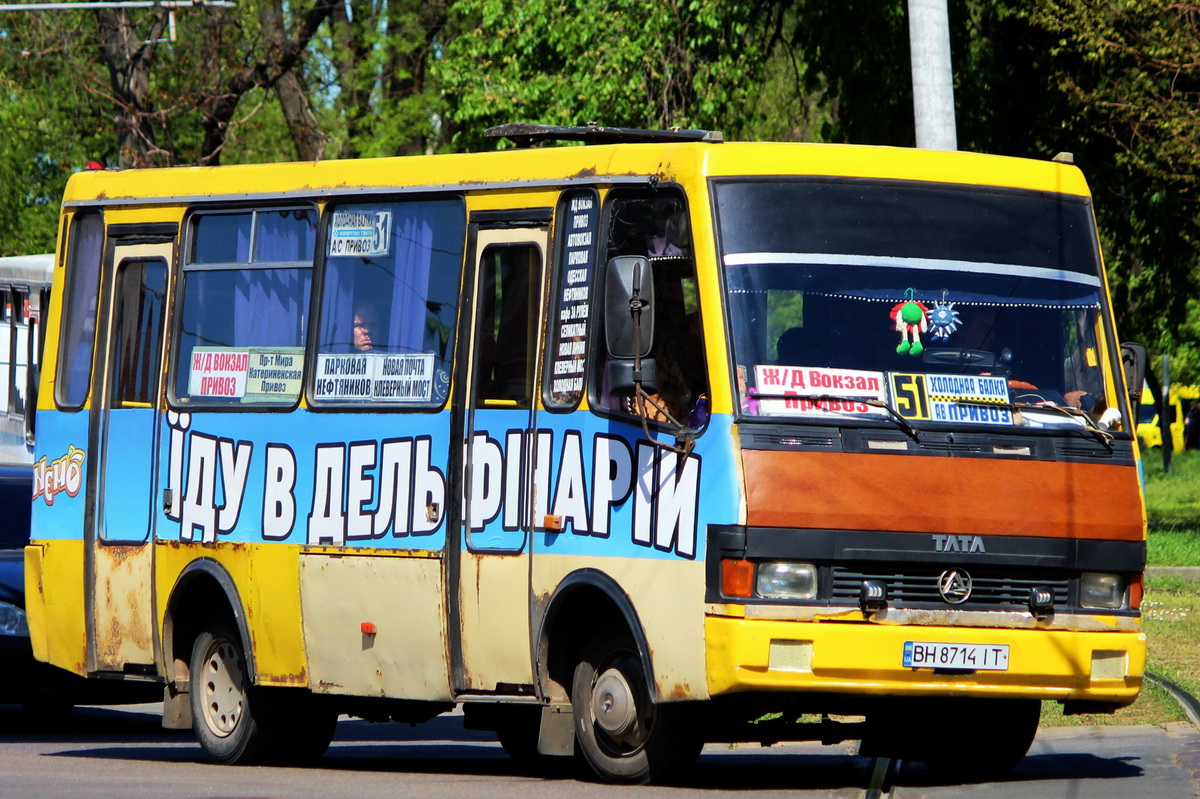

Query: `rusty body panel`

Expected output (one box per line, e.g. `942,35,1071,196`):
457,552,535,692
299,553,451,700
743,450,1143,541
155,541,309,686
91,542,156,671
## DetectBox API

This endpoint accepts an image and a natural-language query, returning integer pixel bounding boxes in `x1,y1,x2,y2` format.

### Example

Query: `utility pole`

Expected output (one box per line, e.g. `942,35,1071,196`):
907,0,957,150
1162,354,1173,473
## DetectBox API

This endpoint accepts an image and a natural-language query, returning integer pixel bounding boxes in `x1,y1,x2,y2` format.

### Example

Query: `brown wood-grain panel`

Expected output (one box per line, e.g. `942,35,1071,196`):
743,450,1143,540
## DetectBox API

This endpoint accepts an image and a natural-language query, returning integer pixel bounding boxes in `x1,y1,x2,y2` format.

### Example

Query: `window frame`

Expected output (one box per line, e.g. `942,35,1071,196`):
54,210,105,411
586,184,709,431
306,193,467,413
168,204,318,410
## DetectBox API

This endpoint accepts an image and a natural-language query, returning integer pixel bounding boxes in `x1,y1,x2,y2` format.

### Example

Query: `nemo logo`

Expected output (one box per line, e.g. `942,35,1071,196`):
33,445,86,506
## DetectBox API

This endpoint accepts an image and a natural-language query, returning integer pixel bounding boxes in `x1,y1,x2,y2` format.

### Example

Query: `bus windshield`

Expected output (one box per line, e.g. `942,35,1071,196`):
717,179,1114,430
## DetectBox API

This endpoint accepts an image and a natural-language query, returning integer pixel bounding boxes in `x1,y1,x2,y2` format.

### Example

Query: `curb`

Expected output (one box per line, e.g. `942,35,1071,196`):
1146,671,1200,733
1145,567,1200,579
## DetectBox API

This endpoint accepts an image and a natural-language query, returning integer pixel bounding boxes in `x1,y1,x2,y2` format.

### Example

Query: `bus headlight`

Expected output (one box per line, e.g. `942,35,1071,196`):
1080,573,1124,609
0,600,29,637
756,562,818,600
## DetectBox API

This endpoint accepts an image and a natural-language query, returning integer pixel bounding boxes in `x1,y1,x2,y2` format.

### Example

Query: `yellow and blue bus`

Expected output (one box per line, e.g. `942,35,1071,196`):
26,126,1147,782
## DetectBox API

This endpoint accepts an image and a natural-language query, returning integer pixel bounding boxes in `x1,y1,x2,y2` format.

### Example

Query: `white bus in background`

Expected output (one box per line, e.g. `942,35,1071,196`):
0,253,53,464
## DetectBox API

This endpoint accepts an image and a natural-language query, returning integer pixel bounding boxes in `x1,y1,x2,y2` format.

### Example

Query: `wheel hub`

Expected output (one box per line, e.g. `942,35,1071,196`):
199,639,245,738
592,666,638,738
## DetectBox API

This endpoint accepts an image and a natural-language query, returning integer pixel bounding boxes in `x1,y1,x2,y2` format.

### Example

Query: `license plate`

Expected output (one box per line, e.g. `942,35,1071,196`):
903,641,1009,671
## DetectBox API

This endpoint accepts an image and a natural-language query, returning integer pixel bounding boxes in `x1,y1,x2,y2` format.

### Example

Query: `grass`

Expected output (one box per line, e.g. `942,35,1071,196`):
1042,573,1199,727
1143,449,1200,557
1142,447,1200,517
1041,452,1200,727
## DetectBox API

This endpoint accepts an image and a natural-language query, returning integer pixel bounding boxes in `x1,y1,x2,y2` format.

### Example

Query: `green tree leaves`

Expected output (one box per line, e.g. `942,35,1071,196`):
1,0,1197,380
436,0,767,150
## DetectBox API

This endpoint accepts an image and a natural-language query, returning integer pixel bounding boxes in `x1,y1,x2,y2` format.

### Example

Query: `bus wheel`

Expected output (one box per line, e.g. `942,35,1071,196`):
915,698,1040,778
189,619,266,764
571,627,701,784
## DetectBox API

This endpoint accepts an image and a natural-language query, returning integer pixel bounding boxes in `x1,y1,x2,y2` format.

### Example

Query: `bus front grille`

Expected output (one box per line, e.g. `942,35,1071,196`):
830,565,1072,609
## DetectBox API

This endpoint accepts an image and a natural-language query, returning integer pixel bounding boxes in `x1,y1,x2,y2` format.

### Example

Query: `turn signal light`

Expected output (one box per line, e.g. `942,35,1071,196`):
721,559,755,598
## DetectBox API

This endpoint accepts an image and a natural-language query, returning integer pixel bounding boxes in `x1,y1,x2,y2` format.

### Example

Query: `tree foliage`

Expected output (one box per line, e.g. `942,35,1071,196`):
320,0,453,157
0,10,111,254
1026,0,1200,381
1,0,1198,378
435,0,771,150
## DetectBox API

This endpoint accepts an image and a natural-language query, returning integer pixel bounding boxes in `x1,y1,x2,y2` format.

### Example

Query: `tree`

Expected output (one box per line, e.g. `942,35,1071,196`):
1026,0,1200,381
0,8,112,253
93,6,172,167
435,0,771,151
322,0,453,158
194,0,338,164
780,0,1200,381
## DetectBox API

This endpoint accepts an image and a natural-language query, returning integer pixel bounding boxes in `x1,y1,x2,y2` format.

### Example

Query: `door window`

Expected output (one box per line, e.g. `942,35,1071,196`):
473,244,541,409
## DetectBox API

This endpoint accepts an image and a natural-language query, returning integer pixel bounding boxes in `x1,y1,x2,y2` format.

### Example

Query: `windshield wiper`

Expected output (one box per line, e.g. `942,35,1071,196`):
951,398,1115,450
747,391,921,443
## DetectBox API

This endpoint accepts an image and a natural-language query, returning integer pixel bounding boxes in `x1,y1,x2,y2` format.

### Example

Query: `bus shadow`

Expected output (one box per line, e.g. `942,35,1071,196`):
0,703,187,744
33,711,1148,791
892,753,1144,788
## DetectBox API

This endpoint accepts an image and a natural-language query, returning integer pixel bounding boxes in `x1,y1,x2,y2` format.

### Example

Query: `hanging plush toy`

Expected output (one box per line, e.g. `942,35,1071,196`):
928,297,962,342
891,289,929,356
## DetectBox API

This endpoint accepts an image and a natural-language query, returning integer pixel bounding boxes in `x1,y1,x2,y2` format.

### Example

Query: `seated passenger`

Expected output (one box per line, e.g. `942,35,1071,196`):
353,306,378,352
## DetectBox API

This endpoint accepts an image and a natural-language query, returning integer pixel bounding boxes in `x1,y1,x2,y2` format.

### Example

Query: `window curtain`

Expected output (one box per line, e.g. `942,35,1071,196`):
231,211,315,347
233,269,309,347
319,203,443,354
387,213,434,354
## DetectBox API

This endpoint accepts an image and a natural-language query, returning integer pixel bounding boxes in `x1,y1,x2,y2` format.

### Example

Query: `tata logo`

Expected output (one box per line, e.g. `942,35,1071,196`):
932,534,985,553
937,569,973,604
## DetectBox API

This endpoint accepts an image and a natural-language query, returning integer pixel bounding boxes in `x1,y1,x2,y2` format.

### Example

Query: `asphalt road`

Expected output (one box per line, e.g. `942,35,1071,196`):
0,703,1197,799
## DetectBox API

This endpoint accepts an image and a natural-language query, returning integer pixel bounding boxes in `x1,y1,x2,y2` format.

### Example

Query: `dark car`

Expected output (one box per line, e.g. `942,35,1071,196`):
0,464,157,709
0,462,60,706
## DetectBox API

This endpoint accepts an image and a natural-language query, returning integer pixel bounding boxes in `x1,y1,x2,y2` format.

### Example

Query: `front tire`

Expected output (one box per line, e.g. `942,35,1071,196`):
571,627,701,784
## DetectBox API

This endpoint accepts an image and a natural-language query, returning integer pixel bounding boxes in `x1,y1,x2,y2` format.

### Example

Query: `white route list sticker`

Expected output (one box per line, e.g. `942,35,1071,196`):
314,352,435,402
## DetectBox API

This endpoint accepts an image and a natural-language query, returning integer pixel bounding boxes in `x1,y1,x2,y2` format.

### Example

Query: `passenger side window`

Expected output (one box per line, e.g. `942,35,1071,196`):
594,190,707,426
11,288,28,417
173,208,315,406
0,288,10,415
544,189,599,410
56,211,104,409
312,198,464,408
112,260,168,408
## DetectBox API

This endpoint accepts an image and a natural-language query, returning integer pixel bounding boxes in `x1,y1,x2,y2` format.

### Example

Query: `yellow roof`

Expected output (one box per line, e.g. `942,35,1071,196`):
61,141,1092,206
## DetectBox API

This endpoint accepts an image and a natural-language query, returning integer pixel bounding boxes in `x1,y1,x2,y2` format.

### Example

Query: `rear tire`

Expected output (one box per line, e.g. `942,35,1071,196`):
190,619,264,764
571,627,701,784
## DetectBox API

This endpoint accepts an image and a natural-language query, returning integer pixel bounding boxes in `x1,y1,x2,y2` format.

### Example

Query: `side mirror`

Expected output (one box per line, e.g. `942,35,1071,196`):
1120,342,1147,410
604,256,654,359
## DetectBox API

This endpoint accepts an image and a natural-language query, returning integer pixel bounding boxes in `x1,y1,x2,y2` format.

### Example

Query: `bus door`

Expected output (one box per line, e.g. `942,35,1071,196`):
86,230,173,674
452,217,550,694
